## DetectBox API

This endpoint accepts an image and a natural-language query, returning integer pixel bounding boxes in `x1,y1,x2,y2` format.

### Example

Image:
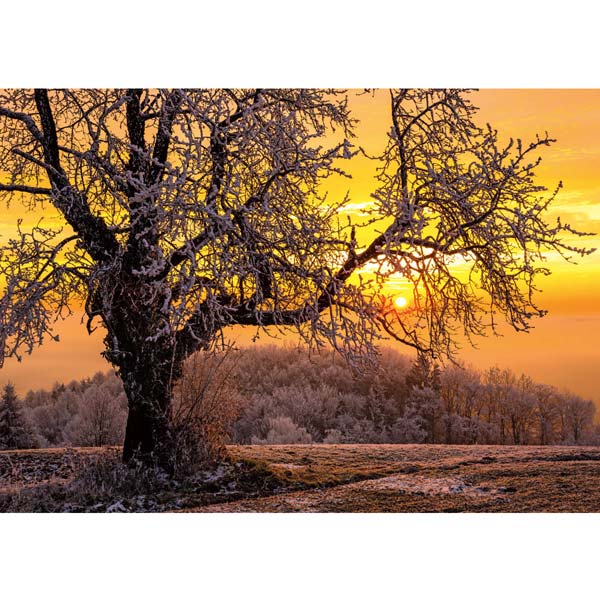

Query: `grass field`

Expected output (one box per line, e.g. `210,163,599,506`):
220,444,600,512
2,444,600,512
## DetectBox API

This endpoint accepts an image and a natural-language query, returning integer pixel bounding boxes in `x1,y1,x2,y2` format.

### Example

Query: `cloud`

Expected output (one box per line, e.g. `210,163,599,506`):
336,201,374,215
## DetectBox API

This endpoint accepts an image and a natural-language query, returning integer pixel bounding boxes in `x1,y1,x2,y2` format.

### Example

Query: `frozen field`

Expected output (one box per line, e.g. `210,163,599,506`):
206,444,600,512
2,444,600,512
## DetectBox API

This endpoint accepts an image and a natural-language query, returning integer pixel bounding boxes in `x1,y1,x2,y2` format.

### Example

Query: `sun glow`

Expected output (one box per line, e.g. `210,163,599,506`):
394,296,408,309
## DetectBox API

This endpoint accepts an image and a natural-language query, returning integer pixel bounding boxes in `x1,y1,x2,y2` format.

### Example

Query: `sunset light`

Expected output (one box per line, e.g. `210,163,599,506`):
394,296,408,309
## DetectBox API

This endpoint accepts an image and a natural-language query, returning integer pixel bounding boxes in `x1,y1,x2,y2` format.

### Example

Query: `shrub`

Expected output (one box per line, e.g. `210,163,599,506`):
251,416,313,445
170,349,245,472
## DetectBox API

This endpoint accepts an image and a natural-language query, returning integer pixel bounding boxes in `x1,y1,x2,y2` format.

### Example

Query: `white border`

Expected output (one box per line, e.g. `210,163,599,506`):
1,514,599,599
1,1,598,87
1,2,598,598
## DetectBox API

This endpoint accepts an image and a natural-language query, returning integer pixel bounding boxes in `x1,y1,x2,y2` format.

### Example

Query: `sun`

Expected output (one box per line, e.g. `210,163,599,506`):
394,296,408,309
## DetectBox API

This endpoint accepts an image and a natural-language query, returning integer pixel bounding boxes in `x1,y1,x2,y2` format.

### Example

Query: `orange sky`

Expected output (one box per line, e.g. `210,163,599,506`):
1,90,599,401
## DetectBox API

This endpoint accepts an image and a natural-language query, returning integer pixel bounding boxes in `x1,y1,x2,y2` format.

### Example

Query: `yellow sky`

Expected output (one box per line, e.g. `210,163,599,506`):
344,90,600,314
1,89,599,401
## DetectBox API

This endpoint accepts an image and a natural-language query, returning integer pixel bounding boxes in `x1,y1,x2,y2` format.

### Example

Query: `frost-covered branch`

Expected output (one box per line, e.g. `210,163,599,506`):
361,89,595,356
0,225,86,365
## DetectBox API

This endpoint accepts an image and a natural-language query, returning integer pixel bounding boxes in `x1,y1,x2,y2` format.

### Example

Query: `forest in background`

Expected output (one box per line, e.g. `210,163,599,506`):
1,345,598,451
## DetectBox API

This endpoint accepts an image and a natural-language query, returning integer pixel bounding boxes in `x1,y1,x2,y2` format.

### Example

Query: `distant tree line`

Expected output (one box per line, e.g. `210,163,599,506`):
0,346,598,450
230,347,599,446
0,372,127,449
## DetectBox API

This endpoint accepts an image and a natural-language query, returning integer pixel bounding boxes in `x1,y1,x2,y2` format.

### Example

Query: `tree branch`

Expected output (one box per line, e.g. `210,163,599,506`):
149,89,183,184
0,105,44,141
125,88,146,186
33,89,119,263
0,183,52,195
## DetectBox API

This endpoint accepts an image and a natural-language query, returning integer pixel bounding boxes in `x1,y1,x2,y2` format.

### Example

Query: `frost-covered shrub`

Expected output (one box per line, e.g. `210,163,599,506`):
26,389,79,447
65,383,127,447
171,350,245,469
389,409,427,444
347,418,387,443
251,416,313,445
322,429,344,444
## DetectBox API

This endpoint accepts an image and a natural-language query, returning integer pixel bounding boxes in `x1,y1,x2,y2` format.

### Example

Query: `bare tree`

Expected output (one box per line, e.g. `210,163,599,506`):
532,384,560,445
66,383,127,447
0,89,592,466
558,393,596,444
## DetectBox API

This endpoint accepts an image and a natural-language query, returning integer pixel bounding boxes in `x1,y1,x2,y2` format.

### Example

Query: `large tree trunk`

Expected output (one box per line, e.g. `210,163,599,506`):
121,359,176,467
99,274,182,467
122,398,171,464
114,336,182,471
101,272,211,468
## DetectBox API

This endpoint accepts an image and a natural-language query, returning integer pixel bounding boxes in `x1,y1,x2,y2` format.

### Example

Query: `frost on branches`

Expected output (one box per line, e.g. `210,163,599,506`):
0,89,593,465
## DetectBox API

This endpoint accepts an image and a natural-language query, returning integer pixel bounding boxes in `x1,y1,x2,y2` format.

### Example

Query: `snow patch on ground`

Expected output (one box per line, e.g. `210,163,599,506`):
271,463,305,470
195,471,505,512
354,474,500,497
199,464,230,483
